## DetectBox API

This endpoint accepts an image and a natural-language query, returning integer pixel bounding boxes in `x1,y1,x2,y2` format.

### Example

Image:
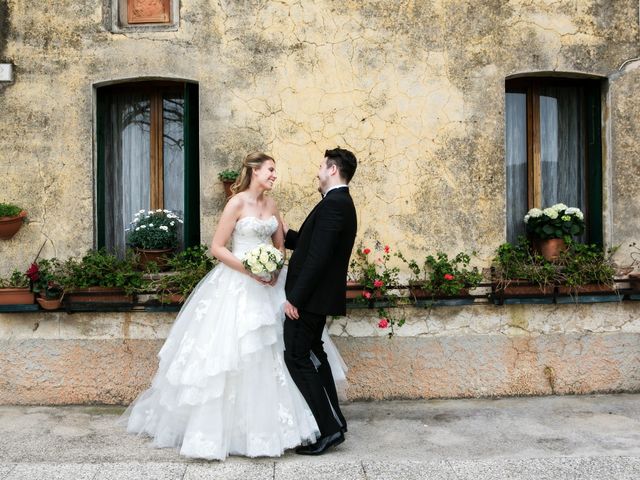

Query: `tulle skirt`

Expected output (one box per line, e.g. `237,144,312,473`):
120,264,346,460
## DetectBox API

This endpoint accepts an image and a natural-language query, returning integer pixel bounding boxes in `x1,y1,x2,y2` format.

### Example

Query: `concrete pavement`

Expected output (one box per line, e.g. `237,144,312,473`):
1,394,640,479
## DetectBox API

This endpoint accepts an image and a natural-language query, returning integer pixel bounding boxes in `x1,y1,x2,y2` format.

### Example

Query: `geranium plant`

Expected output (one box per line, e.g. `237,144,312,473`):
349,241,400,301
524,203,584,240
127,209,182,250
26,258,64,299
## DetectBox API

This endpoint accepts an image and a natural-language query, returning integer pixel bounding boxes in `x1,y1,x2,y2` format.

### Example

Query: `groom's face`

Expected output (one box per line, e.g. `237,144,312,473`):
317,157,333,193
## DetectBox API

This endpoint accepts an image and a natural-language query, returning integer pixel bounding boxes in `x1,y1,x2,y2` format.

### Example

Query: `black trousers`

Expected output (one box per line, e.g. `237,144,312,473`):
283,310,346,437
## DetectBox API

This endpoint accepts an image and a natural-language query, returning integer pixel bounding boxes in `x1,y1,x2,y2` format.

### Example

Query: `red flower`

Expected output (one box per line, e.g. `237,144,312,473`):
26,263,40,282
384,245,390,253
363,291,372,299
363,248,371,255
444,273,455,281
378,318,389,329
373,279,384,288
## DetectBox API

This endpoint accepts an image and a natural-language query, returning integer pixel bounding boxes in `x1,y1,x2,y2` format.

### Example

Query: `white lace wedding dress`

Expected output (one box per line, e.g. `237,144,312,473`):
122,215,347,460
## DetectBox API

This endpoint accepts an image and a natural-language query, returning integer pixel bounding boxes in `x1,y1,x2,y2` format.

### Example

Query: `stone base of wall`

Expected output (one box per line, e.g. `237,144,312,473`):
0,303,638,404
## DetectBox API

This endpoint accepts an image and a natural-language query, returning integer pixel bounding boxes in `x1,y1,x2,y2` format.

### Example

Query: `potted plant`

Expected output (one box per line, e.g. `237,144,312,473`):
63,249,144,304
218,169,240,198
127,209,182,270
0,269,34,304
397,251,482,301
524,203,584,261
348,242,400,304
148,245,216,304
629,242,640,292
26,258,65,310
492,237,557,298
0,202,27,240
555,242,616,295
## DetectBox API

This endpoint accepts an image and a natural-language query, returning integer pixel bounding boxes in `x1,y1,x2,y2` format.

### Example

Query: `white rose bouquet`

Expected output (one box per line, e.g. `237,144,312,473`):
242,244,284,281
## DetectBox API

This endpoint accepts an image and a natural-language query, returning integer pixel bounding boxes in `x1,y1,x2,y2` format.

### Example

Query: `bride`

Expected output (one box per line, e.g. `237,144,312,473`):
122,152,347,460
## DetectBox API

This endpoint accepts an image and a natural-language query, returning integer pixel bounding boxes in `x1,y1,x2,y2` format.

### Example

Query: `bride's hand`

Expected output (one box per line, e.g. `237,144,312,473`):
268,270,280,286
247,271,271,285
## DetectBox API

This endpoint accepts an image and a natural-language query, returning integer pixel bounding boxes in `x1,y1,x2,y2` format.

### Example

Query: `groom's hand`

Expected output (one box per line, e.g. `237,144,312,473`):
284,300,299,320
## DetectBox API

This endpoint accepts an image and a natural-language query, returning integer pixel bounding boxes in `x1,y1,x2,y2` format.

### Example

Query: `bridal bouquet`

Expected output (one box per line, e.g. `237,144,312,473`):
242,244,284,280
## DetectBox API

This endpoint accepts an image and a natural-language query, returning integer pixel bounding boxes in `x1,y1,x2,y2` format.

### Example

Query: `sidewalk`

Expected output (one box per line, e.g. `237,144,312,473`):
1,394,639,479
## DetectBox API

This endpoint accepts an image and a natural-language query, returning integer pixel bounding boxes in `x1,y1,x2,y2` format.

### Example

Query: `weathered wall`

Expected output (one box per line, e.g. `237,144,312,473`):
0,303,638,404
0,1,639,274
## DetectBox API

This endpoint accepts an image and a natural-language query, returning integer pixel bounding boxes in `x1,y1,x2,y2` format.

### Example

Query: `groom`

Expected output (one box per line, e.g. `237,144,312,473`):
283,147,358,455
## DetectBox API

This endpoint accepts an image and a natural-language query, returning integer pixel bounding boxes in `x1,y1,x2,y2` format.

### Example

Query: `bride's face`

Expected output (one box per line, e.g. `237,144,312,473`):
252,160,277,190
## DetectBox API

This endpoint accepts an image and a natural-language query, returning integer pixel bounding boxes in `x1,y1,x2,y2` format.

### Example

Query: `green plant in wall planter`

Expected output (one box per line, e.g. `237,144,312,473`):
148,245,217,303
62,249,145,303
492,237,557,296
555,242,617,295
0,269,34,305
0,202,27,240
218,169,240,198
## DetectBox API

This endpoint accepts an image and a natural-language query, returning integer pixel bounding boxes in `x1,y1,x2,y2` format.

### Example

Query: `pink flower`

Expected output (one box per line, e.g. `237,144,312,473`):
384,245,390,253
363,248,371,255
444,273,455,281
363,291,372,299
373,279,384,288
378,318,389,329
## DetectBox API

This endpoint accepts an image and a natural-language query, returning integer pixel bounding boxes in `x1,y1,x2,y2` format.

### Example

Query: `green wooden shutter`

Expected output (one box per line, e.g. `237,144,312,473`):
183,82,200,248
96,89,107,249
585,81,603,247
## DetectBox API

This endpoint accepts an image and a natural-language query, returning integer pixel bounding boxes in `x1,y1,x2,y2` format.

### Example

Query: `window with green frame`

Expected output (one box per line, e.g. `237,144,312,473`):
505,77,603,245
96,81,200,256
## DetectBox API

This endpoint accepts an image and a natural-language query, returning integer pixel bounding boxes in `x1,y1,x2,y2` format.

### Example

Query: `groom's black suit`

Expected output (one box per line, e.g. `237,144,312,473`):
284,186,357,437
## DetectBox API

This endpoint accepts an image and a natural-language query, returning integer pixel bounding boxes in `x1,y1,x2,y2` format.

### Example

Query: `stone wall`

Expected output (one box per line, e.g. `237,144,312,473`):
1,303,638,404
0,0,639,273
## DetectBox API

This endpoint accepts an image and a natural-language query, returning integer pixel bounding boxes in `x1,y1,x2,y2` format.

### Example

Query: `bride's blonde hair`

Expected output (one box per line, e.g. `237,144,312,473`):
230,152,275,196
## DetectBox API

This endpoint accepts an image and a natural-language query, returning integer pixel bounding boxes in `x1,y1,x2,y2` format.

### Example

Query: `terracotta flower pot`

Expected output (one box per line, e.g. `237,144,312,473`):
223,181,234,198
36,296,62,310
160,293,185,304
65,287,133,303
0,210,27,240
0,287,35,305
346,281,363,299
135,248,174,270
557,284,616,295
497,281,554,296
533,238,567,262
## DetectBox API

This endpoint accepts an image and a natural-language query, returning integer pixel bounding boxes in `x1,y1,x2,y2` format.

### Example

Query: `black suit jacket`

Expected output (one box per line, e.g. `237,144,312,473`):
285,187,357,316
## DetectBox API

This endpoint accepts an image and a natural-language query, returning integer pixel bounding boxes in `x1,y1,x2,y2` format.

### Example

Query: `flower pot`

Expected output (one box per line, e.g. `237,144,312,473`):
533,238,566,262
346,281,363,299
36,296,62,310
65,287,133,303
135,248,174,270
160,293,185,304
0,287,35,305
496,281,554,296
557,284,616,295
629,273,640,292
0,210,27,240
222,180,234,198
408,285,431,300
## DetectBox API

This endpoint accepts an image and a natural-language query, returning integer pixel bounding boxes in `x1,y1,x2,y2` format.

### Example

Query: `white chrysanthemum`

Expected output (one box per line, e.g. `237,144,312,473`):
140,225,147,229
149,223,154,227
170,221,175,226
543,208,558,219
575,211,584,220
524,214,530,224
527,208,543,218
135,227,140,231
551,203,568,212
159,225,169,231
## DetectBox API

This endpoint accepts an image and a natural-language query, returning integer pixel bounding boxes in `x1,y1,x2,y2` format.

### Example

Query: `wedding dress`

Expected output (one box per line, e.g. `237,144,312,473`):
122,215,347,460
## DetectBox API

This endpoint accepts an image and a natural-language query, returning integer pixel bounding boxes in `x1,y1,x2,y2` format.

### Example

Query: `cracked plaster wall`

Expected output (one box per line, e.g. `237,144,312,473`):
0,0,639,273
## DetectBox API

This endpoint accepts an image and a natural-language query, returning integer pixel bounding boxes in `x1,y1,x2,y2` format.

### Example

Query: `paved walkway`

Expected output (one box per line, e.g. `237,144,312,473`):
1,394,640,479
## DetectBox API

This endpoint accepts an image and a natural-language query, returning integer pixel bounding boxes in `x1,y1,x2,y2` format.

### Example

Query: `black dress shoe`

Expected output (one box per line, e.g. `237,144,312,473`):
341,425,348,434
295,431,345,455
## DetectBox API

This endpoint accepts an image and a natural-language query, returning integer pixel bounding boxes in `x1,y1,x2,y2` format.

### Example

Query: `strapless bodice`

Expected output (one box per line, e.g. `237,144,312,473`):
231,215,278,258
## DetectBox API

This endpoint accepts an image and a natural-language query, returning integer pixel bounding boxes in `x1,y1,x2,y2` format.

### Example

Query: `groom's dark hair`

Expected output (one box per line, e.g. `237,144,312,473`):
325,147,357,183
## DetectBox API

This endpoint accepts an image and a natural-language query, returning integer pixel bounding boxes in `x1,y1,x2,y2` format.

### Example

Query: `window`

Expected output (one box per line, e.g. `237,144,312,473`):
505,77,603,245
96,81,200,256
